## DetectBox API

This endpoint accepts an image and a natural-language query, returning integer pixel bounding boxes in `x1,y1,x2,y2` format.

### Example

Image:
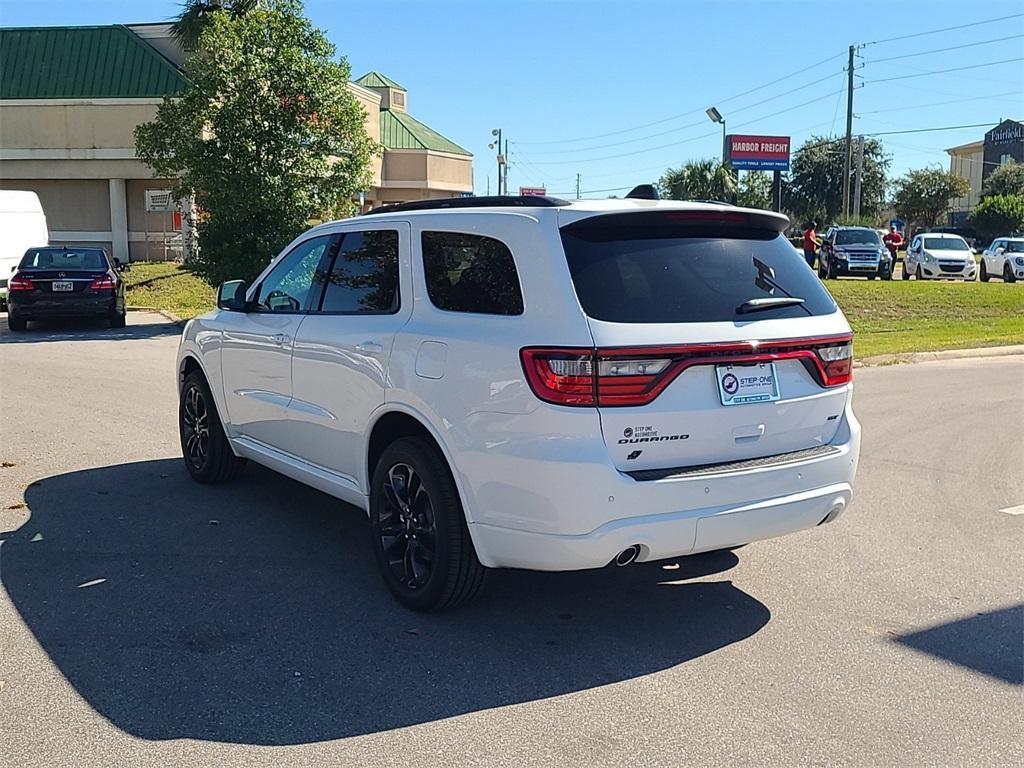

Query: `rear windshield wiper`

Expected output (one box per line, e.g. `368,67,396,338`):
735,296,806,315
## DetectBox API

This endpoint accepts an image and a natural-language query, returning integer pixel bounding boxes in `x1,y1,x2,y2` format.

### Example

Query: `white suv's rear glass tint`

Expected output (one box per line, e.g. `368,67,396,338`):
560,215,837,323
421,231,523,315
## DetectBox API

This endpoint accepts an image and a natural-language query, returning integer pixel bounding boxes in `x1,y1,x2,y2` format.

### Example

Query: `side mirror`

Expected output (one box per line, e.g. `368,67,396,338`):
995,247,1006,255
217,280,249,311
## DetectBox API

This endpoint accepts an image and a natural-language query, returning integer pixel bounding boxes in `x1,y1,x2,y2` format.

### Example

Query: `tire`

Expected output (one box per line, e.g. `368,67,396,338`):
916,265,925,281
980,261,989,282
7,312,27,331
1005,264,1017,284
883,268,893,281
901,263,910,280
109,309,127,328
179,369,246,483
867,274,876,280
370,436,486,611
827,260,837,280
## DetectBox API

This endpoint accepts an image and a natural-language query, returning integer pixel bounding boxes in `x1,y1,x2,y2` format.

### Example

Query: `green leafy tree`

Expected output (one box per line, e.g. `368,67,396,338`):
137,0,376,285
659,159,737,202
981,161,1024,198
891,167,971,229
969,194,1024,241
783,136,889,225
171,0,261,51
735,171,772,209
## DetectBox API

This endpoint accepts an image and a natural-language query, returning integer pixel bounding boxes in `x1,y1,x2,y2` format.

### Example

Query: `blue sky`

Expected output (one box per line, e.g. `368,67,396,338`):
2,0,1022,196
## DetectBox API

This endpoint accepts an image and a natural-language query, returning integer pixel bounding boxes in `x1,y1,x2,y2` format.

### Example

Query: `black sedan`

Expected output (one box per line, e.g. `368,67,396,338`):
6,246,127,331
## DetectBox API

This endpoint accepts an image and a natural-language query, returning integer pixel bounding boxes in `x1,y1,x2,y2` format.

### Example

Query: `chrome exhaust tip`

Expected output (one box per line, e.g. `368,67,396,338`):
614,545,641,567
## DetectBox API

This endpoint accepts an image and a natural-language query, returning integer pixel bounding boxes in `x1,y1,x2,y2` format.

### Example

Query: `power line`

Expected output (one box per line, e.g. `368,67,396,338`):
857,91,1021,116
864,13,1024,46
863,122,998,137
867,33,1024,64
512,50,847,146
866,58,1024,84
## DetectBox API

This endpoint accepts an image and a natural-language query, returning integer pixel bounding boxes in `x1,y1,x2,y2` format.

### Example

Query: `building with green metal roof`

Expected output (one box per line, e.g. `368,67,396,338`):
0,25,473,261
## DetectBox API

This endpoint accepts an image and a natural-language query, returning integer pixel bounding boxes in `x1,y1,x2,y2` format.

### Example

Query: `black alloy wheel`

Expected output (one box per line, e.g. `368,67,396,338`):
370,437,486,611
980,261,989,282
181,383,210,472
178,370,246,483
378,462,437,591
1005,263,1017,283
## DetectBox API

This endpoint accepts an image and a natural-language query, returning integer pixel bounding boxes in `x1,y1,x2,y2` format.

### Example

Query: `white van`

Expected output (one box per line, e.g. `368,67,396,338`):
0,191,49,306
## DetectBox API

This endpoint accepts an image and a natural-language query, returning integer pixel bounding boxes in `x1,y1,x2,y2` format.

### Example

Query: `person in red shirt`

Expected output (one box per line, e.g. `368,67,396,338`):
802,221,821,269
883,225,903,262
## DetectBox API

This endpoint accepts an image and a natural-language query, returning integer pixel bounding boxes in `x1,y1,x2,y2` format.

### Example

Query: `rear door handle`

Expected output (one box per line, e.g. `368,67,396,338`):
270,333,291,346
355,341,384,354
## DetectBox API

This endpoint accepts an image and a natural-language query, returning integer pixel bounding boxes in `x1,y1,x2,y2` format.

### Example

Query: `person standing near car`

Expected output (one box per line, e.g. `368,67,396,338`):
883,225,903,264
803,221,821,269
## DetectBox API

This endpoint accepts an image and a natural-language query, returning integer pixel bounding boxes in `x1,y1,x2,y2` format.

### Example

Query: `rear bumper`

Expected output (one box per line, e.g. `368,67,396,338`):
464,402,861,571
8,294,117,317
470,482,853,571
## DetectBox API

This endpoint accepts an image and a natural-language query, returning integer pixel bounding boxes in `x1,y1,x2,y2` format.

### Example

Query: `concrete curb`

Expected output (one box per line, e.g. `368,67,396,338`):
856,344,1024,367
127,306,185,326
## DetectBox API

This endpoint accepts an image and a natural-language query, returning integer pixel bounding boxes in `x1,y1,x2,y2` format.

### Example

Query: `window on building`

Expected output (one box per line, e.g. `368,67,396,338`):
392,90,405,107
421,231,524,315
1000,153,1013,165
319,230,400,313
255,235,332,312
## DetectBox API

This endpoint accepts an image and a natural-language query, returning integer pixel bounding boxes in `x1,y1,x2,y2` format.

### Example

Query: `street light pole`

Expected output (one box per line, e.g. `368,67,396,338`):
706,106,727,168
490,128,502,196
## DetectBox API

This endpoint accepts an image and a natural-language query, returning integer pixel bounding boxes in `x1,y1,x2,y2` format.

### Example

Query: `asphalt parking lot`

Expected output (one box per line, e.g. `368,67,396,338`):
0,312,1021,767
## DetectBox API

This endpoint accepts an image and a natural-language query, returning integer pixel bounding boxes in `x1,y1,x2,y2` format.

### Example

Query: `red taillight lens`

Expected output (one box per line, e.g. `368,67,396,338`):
520,348,596,405
8,273,34,292
595,354,675,406
89,272,117,291
814,341,853,386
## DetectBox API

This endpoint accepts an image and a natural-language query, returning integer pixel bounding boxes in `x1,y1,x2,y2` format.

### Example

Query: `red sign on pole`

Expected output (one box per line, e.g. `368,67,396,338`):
727,135,791,171
519,186,547,196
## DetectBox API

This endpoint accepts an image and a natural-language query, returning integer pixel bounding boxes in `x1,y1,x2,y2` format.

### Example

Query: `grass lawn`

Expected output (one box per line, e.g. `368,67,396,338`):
124,262,215,320
827,279,1024,358
124,262,1023,359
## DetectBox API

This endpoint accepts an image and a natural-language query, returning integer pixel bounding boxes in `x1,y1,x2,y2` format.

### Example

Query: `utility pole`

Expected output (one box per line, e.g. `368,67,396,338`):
503,138,510,195
853,135,865,219
490,128,502,196
842,44,855,217
575,173,581,199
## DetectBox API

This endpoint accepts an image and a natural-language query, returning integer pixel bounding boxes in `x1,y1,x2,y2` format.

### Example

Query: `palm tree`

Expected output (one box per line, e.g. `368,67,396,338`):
659,159,737,203
171,0,261,51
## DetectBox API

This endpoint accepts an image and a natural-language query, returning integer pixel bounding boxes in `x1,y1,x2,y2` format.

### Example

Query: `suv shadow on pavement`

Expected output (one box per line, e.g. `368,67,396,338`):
3,459,770,746
0,315,180,343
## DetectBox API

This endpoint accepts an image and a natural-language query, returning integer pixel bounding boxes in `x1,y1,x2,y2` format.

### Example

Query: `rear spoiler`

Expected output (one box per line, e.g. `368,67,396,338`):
561,209,790,236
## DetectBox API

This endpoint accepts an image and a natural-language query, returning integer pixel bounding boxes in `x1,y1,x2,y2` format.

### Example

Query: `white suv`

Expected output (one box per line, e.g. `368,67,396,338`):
176,195,861,611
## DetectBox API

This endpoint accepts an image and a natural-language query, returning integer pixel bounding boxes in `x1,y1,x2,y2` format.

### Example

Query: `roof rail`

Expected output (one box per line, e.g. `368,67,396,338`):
363,195,572,215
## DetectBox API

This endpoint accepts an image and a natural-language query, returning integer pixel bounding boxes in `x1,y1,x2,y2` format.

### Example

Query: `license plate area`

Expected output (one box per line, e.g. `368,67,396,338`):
716,362,780,406
52,281,74,292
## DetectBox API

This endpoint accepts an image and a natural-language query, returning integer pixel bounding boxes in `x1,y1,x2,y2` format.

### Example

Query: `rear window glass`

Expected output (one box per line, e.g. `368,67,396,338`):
21,248,107,270
421,231,523,315
923,237,968,251
835,229,881,246
560,214,837,323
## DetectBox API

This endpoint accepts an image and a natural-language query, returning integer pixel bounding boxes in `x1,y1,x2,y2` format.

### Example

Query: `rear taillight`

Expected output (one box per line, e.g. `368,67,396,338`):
520,348,596,405
8,273,34,292
89,272,117,291
522,334,854,407
814,340,853,386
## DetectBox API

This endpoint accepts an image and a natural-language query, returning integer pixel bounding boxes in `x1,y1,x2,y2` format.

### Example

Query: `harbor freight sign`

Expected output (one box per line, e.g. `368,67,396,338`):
727,135,791,171
519,186,547,196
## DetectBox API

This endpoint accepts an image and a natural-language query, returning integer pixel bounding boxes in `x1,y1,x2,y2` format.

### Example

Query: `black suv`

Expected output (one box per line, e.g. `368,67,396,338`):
818,226,893,280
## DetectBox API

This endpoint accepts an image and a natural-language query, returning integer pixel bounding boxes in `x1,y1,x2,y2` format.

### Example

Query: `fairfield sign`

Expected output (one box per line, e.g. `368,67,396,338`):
727,135,791,171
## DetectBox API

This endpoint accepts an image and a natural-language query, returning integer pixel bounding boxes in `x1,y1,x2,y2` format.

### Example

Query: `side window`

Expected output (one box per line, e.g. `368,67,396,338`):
421,231,524,315
319,230,400,313
255,235,333,312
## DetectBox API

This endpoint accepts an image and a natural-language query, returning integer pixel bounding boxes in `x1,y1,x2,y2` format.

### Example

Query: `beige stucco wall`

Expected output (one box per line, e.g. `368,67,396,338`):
0,178,110,230
948,145,984,213
0,100,160,150
426,153,473,189
348,85,383,186
382,151,428,184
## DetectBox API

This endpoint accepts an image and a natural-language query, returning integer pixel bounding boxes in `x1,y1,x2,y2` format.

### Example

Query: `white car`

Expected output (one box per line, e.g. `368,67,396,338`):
903,233,977,281
176,194,861,610
980,237,1024,283
0,190,48,307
